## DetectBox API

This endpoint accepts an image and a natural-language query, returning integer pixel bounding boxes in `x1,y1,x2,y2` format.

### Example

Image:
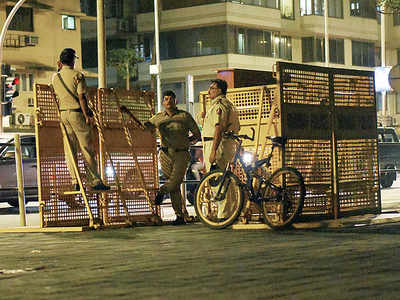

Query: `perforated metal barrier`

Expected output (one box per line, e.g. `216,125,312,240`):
200,62,380,219
35,85,159,227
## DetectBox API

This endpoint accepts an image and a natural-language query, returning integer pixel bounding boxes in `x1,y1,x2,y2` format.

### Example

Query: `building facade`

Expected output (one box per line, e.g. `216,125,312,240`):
1,0,84,133
135,0,400,126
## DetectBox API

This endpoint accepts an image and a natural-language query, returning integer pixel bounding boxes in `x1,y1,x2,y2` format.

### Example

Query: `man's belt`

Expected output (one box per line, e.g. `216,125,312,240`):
60,108,82,112
160,146,188,153
203,137,214,142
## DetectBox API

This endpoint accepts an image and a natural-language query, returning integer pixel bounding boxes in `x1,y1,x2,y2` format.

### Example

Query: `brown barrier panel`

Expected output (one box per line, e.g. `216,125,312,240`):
277,62,380,218
34,84,159,227
199,62,380,221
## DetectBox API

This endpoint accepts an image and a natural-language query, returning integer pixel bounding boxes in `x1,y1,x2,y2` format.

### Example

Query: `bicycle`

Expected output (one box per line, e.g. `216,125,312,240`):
194,129,306,229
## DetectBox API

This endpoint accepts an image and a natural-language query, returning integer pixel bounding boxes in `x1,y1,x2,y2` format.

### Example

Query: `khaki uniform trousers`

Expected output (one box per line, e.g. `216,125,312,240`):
159,148,190,218
60,110,102,186
203,138,236,218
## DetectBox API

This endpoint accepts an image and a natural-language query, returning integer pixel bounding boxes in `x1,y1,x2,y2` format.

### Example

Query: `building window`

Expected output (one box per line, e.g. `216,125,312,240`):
300,0,323,16
281,0,294,19
247,29,272,57
397,49,400,65
237,29,246,54
275,34,292,60
300,0,343,17
143,25,292,61
302,37,344,64
394,13,400,25
396,93,400,114
159,26,227,59
14,73,34,92
329,0,343,18
376,92,382,112
62,15,76,30
28,97,34,107
138,0,283,12
6,6,33,32
350,0,376,18
352,41,375,67
105,0,123,18
302,37,325,62
329,39,344,64
81,0,97,17
235,0,279,9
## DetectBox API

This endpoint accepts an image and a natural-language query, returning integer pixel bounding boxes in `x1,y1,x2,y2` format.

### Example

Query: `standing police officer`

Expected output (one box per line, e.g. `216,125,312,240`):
202,79,240,219
51,48,110,191
144,91,201,225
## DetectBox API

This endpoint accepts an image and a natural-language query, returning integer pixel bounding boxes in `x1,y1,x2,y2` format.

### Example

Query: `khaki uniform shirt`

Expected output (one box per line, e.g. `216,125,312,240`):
203,95,240,138
51,67,87,110
148,109,200,150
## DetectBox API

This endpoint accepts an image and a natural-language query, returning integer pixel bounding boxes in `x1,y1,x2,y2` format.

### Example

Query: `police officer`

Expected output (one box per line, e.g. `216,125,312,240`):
202,79,240,219
144,90,201,225
51,48,110,191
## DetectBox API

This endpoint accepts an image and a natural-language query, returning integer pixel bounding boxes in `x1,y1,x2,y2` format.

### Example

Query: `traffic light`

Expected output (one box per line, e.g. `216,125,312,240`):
2,76,19,103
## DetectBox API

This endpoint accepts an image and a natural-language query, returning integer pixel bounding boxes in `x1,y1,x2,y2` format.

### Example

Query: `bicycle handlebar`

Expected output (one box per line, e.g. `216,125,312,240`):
223,127,255,141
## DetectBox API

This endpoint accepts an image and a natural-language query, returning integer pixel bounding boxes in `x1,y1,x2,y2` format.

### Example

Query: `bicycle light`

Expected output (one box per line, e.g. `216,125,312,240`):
106,166,115,178
242,151,254,166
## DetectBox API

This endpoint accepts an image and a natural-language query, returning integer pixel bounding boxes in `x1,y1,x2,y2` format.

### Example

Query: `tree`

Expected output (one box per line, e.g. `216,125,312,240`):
377,0,400,13
107,44,142,90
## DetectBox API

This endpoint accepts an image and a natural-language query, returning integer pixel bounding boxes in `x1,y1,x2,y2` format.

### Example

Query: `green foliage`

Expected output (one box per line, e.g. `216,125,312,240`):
107,47,142,81
377,0,400,12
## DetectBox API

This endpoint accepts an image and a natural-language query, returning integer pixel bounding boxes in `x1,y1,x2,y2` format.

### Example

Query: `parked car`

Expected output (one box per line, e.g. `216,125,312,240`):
377,127,400,188
0,135,37,207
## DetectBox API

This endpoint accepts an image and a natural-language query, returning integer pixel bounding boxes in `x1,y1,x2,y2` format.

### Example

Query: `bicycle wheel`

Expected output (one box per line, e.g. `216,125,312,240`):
262,167,305,229
194,170,244,229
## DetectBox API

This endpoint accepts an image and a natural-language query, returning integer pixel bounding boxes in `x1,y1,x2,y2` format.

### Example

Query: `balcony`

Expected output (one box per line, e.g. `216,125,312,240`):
4,34,39,48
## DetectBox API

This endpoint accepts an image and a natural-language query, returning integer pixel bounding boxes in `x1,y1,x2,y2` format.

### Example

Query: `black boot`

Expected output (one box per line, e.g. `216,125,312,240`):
172,216,186,225
154,191,165,205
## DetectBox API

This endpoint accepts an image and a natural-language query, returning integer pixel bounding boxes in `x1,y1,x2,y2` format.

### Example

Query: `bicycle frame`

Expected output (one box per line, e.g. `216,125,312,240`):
215,135,279,205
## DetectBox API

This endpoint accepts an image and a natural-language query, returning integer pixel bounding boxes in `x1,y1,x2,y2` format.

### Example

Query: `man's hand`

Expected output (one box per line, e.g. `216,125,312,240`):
188,135,200,145
209,150,216,165
84,115,94,126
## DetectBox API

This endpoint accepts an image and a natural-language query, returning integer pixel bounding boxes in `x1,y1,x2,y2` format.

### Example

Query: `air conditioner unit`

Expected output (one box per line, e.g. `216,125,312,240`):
15,113,31,126
24,35,39,46
2,115,14,128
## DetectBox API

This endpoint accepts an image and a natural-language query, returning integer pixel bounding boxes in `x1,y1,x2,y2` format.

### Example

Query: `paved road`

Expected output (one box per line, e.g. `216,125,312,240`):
0,182,399,299
1,220,400,299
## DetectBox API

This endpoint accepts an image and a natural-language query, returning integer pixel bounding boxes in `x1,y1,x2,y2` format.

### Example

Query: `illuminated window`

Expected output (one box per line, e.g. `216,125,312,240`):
350,0,376,18
62,15,76,30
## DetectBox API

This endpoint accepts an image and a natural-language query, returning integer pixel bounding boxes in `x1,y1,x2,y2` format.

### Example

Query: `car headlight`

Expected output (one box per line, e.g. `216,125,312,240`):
241,151,254,166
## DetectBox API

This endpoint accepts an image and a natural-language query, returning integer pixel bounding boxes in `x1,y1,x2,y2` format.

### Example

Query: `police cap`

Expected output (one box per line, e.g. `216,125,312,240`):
60,48,78,65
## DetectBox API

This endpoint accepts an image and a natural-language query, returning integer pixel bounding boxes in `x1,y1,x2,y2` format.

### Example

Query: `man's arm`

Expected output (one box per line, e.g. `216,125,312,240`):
209,124,223,164
209,105,228,164
78,93,91,124
188,115,202,144
143,121,156,133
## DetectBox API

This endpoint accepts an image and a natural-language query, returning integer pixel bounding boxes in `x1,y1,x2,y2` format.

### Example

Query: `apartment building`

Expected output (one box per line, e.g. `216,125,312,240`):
80,0,138,88
0,0,84,132
135,0,400,126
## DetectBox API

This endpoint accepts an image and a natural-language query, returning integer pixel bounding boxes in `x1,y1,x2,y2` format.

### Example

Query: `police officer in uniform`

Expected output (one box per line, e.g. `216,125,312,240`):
202,79,240,219
144,90,201,225
51,48,110,191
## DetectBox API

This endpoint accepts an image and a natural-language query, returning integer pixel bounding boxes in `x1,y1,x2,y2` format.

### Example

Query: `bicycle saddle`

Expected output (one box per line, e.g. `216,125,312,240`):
269,136,286,146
